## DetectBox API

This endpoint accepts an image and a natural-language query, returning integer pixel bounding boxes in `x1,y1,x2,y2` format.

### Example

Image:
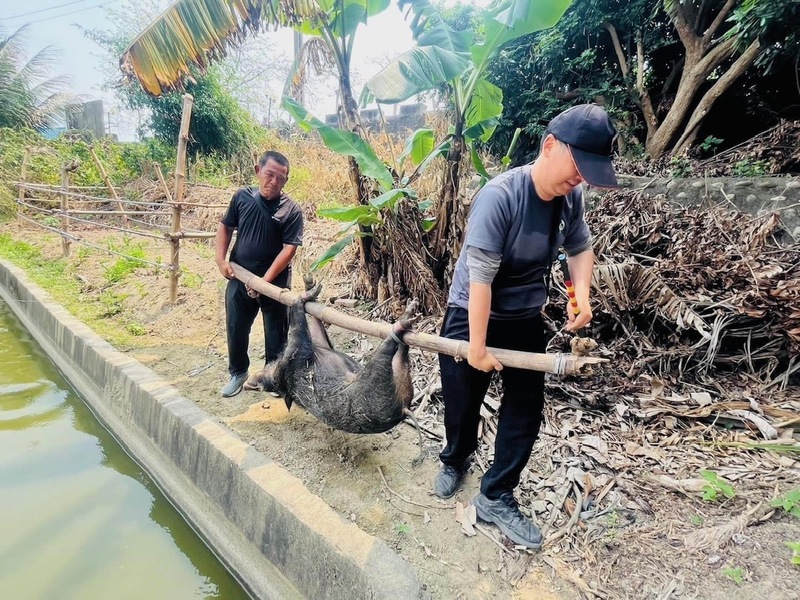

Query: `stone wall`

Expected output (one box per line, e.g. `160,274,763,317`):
608,175,800,239
325,103,428,134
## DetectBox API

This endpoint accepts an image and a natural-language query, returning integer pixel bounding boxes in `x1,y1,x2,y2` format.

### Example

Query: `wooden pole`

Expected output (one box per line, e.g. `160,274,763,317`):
230,263,607,375
60,164,71,257
154,162,173,202
170,93,194,304
17,149,30,225
164,231,216,240
89,145,128,226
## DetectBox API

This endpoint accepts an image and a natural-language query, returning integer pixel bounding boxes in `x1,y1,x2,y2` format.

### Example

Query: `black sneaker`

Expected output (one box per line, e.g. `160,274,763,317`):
433,463,467,499
473,492,543,549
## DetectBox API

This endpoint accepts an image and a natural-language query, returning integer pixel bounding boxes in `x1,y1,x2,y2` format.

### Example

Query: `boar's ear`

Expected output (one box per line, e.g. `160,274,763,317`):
283,395,293,411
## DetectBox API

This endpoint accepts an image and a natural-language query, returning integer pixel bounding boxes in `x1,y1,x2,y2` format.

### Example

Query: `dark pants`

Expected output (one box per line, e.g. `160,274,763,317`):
225,279,288,377
438,306,546,500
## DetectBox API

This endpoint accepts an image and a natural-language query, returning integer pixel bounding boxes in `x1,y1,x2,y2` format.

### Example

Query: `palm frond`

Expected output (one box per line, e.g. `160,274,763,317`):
594,262,711,339
120,0,317,96
284,36,335,102
0,24,71,129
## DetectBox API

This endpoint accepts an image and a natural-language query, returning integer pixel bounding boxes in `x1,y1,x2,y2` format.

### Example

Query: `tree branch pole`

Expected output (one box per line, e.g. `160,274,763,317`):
60,164,71,257
154,162,173,202
89,145,128,225
17,148,30,226
231,263,607,376
170,93,194,303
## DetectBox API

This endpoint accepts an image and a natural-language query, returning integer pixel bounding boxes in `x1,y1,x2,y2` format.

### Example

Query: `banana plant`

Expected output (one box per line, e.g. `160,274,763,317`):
119,0,392,207
362,0,573,267
283,97,447,270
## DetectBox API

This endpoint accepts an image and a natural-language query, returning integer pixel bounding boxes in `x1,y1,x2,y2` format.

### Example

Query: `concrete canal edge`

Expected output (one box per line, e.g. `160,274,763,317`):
0,260,423,600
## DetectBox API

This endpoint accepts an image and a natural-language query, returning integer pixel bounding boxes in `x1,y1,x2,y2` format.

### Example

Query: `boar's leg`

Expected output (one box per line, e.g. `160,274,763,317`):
244,286,317,392
275,282,323,409
356,300,425,465
301,274,335,349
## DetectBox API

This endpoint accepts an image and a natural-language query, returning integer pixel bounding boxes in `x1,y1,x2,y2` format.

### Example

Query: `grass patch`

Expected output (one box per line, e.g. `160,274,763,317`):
0,233,137,348
182,271,203,289
103,240,149,284
0,234,79,299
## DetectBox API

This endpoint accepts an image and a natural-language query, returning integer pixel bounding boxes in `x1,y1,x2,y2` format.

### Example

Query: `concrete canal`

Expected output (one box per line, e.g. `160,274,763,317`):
0,301,250,599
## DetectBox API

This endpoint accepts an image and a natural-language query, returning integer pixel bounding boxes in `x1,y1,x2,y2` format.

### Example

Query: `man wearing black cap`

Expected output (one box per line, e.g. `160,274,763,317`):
433,104,618,549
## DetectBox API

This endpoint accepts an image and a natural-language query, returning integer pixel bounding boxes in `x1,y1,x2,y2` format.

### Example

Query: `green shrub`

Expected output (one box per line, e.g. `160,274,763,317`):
0,184,15,220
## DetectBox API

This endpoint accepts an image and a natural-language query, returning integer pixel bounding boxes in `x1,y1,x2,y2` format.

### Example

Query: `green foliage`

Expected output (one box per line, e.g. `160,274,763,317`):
699,136,724,154
668,154,693,178
770,488,800,518
0,234,40,262
98,290,126,318
0,126,175,194
721,566,744,585
144,69,265,162
125,322,147,336
366,0,571,163
283,98,393,192
700,470,736,502
0,232,141,348
732,158,770,177
310,234,356,271
394,522,411,535
785,542,800,566
482,0,639,162
85,4,265,168
181,272,203,289
102,240,148,284
0,183,14,220
0,234,81,306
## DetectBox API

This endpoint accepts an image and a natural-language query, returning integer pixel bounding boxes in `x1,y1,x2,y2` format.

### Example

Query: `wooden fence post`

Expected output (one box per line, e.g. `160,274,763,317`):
89,145,128,225
60,163,71,257
17,148,30,224
154,162,173,202
170,93,194,303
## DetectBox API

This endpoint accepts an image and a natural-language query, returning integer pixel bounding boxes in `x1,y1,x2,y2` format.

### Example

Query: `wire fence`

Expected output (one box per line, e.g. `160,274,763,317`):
12,94,224,300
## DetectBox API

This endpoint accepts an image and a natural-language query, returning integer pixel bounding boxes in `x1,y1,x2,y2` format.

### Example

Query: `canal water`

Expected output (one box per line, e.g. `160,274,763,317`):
0,301,249,600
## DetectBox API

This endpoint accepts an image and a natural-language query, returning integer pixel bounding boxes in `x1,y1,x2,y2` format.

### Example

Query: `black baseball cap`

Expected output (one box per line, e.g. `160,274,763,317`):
546,104,619,188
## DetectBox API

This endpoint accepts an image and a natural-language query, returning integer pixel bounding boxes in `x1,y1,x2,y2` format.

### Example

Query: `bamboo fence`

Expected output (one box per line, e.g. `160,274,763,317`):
13,94,222,302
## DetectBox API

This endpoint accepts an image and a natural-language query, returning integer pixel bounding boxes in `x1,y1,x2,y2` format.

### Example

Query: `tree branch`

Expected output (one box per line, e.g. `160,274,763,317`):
636,31,658,138
603,21,630,79
695,35,737,76
669,0,700,55
672,37,761,154
702,0,737,46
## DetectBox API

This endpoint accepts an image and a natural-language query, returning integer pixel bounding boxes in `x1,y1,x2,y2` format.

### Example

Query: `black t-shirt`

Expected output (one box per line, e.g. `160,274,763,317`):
221,187,304,284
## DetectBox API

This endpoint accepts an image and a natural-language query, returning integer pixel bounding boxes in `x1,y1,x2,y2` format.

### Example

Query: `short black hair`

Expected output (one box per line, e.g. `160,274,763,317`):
258,150,290,171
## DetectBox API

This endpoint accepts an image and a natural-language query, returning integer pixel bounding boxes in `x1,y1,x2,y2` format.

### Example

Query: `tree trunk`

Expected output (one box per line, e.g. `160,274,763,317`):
431,119,465,284
671,38,761,155
645,35,737,157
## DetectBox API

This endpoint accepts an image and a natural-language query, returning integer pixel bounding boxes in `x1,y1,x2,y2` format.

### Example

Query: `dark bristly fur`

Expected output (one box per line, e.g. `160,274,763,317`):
251,277,424,462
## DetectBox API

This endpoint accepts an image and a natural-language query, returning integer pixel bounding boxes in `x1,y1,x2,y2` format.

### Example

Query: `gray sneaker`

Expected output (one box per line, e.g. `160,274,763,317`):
473,492,543,549
221,373,248,397
433,463,467,499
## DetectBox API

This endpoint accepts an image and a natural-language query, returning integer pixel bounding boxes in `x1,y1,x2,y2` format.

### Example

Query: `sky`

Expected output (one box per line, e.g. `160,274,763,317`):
0,0,451,141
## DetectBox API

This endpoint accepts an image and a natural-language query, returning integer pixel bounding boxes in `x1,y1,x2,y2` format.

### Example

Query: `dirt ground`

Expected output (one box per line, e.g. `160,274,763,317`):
3,209,799,600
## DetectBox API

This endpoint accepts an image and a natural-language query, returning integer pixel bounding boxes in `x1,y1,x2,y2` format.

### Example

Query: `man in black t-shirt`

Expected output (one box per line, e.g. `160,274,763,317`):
215,150,304,397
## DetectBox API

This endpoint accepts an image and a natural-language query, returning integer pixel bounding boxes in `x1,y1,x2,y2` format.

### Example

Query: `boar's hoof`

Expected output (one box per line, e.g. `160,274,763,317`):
302,273,316,291
301,282,323,303
396,299,419,331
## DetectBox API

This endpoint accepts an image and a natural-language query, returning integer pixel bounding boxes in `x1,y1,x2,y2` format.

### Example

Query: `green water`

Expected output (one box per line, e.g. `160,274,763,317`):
0,302,250,600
